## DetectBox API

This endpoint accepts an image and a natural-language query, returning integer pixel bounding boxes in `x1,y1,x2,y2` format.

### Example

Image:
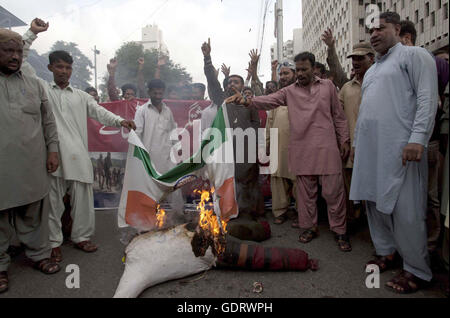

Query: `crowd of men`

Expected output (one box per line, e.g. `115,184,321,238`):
0,11,449,296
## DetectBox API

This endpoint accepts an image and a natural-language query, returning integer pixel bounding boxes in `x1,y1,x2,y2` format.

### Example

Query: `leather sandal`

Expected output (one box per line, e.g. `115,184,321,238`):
33,258,61,275
0,271,8,294
385,270,429,294
274,215,287,225
51,247,63,263
366,254,399,273
75,241,98,253
299,228,319,243
335,234,352,252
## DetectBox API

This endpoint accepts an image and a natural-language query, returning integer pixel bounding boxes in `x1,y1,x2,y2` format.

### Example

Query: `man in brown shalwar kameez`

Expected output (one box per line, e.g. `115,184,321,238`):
0,26,61,294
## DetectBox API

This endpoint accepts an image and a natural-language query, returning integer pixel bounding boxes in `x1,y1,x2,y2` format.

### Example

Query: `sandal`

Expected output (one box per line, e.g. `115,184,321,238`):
0,271,8,294
366,254,398,273
274,215,287,225
51,247,63,263
33,258,60,275
335,234,352,252
385,271,429,294
299,228,319,243
75,241,98,253
291,221,299,229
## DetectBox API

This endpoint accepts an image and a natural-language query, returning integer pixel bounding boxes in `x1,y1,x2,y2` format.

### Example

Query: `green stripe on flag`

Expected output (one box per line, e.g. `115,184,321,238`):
133,105,229,185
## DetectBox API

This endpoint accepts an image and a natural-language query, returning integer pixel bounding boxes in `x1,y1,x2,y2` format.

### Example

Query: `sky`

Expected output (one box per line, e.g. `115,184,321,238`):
3,0,302,87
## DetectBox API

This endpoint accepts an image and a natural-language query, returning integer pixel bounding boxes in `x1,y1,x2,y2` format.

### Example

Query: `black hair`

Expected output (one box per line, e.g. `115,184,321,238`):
147,79,166,91
266,81,278,88
400,20,417,45
85,87,97,94
192,83,206,93
49,50,73,65
228,74,245,85
294,52,316,68
243,86,254,93
121,83,137,95
314,62,327,75
380,11,401,25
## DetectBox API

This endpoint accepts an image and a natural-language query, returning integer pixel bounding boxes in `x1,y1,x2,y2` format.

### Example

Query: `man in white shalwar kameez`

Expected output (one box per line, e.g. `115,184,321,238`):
134,79,184,214
350,12,438,294
21,21,136,261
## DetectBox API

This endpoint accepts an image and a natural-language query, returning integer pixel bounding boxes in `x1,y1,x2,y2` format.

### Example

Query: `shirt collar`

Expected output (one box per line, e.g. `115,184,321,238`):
351,77,362,86
0,69,23,79
147,100,167,110
295,76,322,87
51,81,74,92
376,42,402,62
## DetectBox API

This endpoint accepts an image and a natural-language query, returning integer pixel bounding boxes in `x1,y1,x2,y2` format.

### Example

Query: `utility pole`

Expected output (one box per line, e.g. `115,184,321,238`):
92,46,100,90
275,0,284,61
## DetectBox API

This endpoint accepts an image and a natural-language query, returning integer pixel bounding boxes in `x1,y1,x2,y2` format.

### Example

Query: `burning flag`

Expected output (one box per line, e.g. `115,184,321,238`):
118,104,238,232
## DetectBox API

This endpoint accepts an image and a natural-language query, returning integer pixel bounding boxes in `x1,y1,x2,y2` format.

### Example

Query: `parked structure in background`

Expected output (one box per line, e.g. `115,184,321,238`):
302,0,449,74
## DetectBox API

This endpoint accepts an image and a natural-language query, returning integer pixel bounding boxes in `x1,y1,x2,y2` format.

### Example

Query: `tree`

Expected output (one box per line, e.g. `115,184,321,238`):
45,41,93,90
25,49,53,82
101,41,192,99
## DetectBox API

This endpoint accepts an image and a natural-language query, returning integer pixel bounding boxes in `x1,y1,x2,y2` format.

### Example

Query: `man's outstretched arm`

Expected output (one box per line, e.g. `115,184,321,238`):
202,38,225,106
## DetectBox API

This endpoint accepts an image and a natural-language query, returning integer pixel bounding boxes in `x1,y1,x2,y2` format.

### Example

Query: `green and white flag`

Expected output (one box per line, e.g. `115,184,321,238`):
118,104,238,231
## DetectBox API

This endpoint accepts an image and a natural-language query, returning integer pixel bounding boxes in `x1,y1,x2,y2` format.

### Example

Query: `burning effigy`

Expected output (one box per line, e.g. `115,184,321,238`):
114,189,318,298
114,104,318,298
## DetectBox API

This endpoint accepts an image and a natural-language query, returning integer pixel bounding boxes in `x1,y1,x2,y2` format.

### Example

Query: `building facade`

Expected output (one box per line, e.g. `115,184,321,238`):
271,28,304,62
302,0,449,75
271,40,295,61
141,24,169,55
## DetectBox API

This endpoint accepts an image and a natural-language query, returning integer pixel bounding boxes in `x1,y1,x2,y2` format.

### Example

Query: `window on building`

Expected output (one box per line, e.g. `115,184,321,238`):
415,10,419,23
431,11,436,27
426,2,430,16
420,19,424,32
445,3,449,20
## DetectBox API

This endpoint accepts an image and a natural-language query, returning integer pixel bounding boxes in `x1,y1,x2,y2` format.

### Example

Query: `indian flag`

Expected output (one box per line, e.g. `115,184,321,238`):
118,103,238,231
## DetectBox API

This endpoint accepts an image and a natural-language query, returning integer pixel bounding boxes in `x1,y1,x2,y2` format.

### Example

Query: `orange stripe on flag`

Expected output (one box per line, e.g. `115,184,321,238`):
125,191,158,230
217,177,238,221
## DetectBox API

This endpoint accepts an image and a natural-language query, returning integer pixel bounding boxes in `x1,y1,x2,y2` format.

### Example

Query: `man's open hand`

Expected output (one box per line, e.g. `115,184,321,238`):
271,60,279,71
402,143,425,166
201,38,211,57
47,152,59,173
221,63,231,78
30,18,49,35
321,28,335,48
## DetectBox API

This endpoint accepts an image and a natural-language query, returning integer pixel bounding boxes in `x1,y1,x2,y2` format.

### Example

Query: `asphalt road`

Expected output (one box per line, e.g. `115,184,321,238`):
0,209,447,298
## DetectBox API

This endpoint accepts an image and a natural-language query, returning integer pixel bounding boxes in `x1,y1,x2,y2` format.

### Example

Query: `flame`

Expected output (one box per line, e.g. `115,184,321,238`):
156,205,166,229
195,189,227,254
